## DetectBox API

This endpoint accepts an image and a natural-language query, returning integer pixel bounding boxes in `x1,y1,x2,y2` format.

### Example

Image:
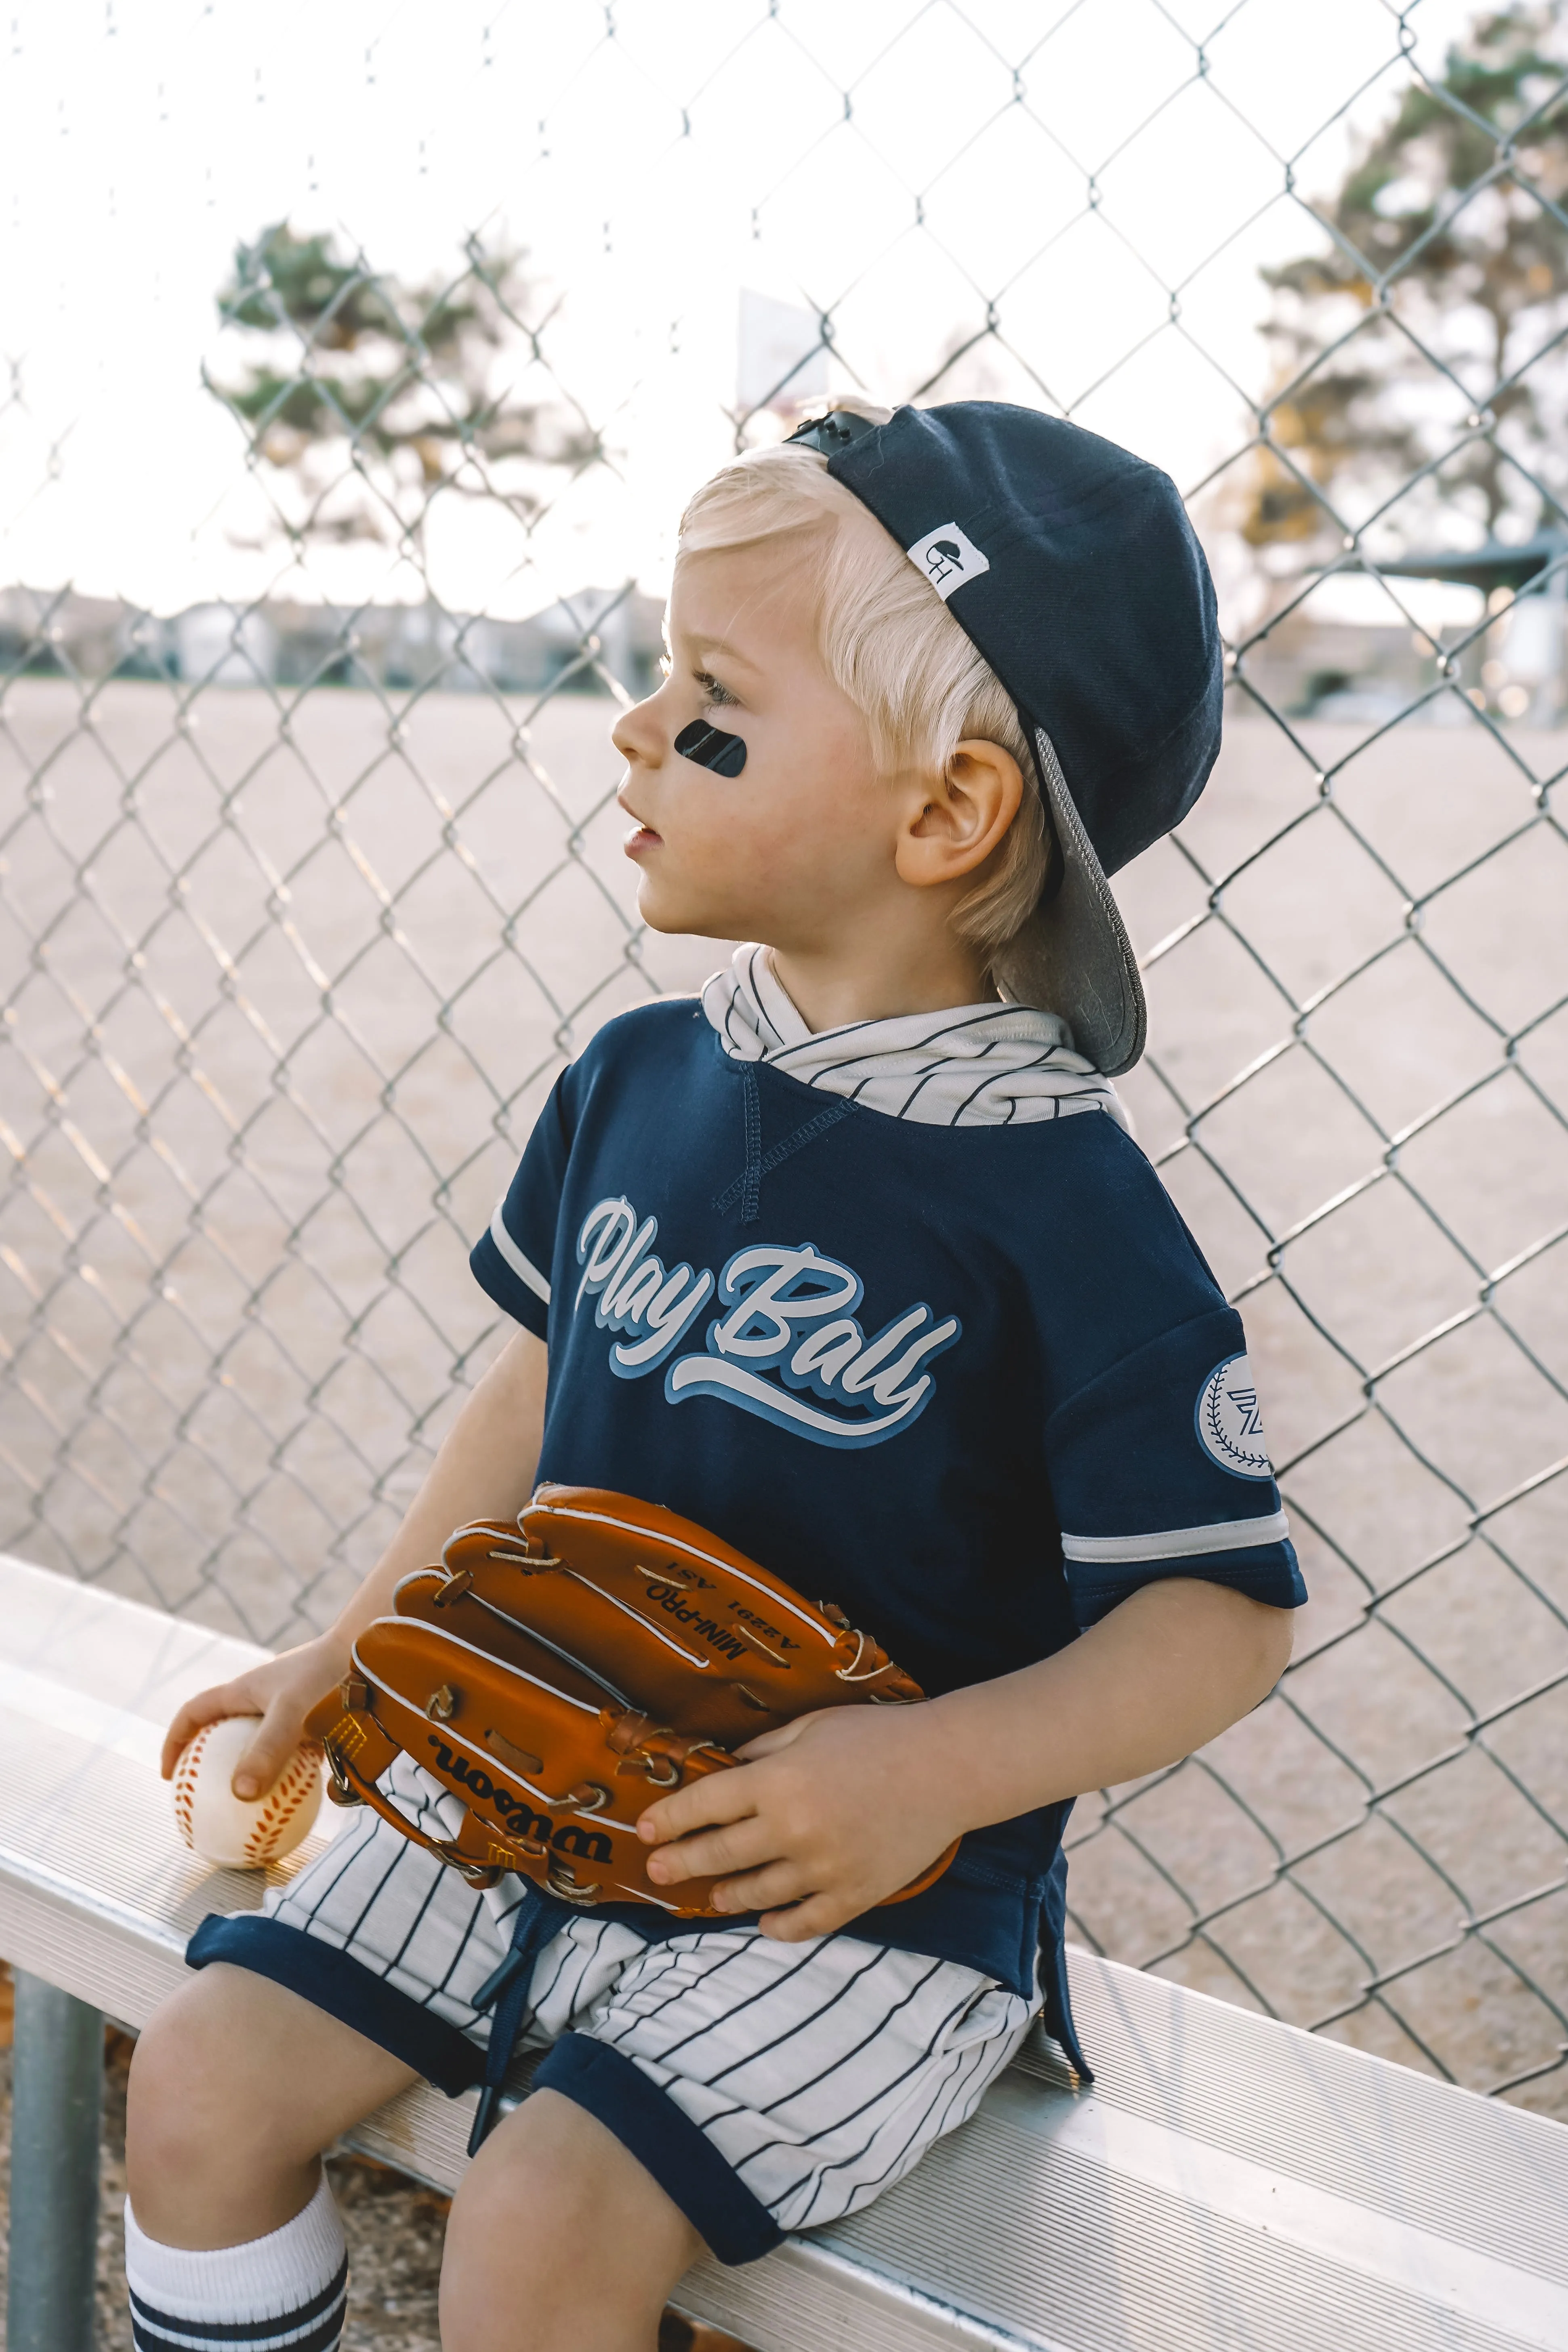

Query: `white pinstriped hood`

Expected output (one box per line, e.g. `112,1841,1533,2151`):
702,944,1131,1132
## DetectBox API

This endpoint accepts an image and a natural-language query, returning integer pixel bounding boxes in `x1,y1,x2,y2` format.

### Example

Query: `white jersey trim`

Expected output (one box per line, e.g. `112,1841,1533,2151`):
489,1204,551,1303
1062,1510,1290,1565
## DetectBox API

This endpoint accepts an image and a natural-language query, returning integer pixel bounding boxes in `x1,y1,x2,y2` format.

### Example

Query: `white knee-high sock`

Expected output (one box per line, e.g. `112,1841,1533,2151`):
124,2173,348,2351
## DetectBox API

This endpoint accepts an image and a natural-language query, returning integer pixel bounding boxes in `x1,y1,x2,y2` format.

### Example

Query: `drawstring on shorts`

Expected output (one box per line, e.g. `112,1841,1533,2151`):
467,1885,578,2155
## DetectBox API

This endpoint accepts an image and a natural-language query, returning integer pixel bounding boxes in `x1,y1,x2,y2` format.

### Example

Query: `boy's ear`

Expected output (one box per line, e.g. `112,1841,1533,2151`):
895,738,1024,889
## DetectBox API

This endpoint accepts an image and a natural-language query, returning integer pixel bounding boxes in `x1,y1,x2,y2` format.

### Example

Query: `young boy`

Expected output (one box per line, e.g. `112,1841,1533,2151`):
127,400,1304,2352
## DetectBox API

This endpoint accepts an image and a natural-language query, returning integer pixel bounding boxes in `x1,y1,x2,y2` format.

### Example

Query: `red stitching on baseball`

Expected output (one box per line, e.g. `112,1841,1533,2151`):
174,1726,319,1863
243,1751,318,1862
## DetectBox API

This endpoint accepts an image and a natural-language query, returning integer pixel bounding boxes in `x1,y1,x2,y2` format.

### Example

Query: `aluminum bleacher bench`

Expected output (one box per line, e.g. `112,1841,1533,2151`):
3,1551,1567,2352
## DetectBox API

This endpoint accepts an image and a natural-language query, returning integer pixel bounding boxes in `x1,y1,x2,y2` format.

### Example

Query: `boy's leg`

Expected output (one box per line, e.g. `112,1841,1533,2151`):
131,1749,531,2247
126,1962,417,2246
434,1922,1038,2351
515,1923,1038,2263
441,2087,703,2352
124,1963,418,2352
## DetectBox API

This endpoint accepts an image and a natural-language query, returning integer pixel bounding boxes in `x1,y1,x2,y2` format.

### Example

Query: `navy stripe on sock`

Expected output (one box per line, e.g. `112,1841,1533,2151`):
132,2312,344,2352
129,2259,347,2343
533,2032,782,2266
186,1913,485,2096
130,2279,345,2352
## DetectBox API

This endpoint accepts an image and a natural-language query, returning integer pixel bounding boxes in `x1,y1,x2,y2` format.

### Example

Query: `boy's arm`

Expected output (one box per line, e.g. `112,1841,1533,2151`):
911,1575,1294,1821
160,1326,548,1795
639,1578,1294,1942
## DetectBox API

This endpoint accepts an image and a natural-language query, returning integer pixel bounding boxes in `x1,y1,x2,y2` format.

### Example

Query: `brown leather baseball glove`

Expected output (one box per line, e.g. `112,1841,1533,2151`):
305,1484,956,1917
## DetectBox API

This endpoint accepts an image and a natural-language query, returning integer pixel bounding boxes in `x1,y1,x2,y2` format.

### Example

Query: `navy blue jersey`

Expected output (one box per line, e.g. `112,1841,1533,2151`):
470,998,1304,1997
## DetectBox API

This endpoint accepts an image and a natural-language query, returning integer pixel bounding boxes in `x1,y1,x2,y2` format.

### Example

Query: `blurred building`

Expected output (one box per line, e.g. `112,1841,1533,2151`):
0,584,666,701
8,542,1562,730
1242,533,1567,725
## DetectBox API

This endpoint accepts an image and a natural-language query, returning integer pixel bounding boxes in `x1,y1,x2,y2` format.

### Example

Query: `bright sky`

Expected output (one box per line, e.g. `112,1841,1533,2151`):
0,0,1488,627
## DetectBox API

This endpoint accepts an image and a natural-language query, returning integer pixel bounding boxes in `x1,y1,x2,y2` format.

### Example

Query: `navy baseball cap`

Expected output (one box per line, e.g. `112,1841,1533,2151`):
786,401,1223,1074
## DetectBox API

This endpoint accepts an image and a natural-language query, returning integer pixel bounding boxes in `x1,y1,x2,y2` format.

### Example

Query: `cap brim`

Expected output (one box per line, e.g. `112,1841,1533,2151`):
1005,728,1147,1076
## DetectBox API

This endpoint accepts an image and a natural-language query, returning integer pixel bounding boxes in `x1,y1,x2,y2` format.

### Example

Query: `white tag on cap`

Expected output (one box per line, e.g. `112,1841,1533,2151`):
906,521,991,602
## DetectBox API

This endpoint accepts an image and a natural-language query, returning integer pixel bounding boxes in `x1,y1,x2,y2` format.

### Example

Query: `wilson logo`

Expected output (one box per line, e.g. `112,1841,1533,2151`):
426,1736,612,1863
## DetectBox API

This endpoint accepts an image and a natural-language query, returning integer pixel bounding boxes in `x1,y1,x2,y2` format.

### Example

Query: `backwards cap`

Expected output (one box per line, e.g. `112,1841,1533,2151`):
788,401,1223,1073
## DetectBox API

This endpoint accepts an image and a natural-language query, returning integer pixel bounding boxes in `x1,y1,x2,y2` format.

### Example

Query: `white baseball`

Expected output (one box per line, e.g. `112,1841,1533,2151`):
172,1715,323,1867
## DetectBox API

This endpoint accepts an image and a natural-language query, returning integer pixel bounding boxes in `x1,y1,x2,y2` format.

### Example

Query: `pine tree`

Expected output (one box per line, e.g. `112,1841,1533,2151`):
1240,6,1568,561
210,223,600,557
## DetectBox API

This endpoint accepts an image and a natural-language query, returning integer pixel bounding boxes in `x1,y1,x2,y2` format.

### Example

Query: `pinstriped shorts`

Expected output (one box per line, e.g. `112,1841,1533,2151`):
197,1755,1036,2260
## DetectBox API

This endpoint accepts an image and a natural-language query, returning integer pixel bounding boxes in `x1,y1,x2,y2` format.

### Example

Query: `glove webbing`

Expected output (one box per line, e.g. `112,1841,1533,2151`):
467,1885,579,2155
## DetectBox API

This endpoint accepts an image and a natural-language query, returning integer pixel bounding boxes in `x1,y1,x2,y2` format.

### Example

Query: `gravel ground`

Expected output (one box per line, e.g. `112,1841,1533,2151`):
0,1973,748,2352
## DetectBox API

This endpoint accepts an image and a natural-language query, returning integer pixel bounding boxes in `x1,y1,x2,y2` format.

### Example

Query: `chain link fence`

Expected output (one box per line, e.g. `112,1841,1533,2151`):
2,0,1566,2124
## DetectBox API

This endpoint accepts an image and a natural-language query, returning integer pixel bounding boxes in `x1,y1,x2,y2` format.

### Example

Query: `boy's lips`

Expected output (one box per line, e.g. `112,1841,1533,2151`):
623,822,662,857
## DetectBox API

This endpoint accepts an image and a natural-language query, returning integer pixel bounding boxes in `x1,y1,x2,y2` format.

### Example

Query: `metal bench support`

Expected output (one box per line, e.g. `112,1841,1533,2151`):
7,1969,104,2352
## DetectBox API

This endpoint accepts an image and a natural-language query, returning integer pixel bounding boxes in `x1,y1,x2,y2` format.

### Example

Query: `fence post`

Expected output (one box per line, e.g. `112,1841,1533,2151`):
7,1969,103,2352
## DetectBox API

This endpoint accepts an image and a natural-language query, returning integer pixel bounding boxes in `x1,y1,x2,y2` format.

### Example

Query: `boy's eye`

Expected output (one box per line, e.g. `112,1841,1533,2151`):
694,668,738,708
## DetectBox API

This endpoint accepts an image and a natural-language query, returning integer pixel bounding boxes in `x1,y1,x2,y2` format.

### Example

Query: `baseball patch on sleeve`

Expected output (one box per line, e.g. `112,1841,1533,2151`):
1195,1353,1274,1481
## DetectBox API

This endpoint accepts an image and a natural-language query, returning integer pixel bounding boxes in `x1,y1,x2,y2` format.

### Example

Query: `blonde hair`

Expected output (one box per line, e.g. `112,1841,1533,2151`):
676,406,1050,995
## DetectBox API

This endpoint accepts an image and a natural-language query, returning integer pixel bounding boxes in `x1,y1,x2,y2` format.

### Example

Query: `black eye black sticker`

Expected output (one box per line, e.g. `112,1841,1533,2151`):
674,719,747,777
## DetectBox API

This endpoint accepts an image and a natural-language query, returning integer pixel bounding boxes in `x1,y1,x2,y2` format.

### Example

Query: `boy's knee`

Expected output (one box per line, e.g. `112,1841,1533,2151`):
127,1972,280,2193
128,1963,410,2189
130,1981,230,2146
442,2088,701,2349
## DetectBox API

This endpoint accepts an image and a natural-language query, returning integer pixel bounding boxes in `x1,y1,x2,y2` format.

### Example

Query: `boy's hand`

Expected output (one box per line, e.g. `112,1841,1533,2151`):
637,1704,964,1941
160,1633,351,1799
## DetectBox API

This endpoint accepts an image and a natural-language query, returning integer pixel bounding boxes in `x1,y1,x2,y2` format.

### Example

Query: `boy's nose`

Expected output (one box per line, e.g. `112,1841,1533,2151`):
612,693,666,769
